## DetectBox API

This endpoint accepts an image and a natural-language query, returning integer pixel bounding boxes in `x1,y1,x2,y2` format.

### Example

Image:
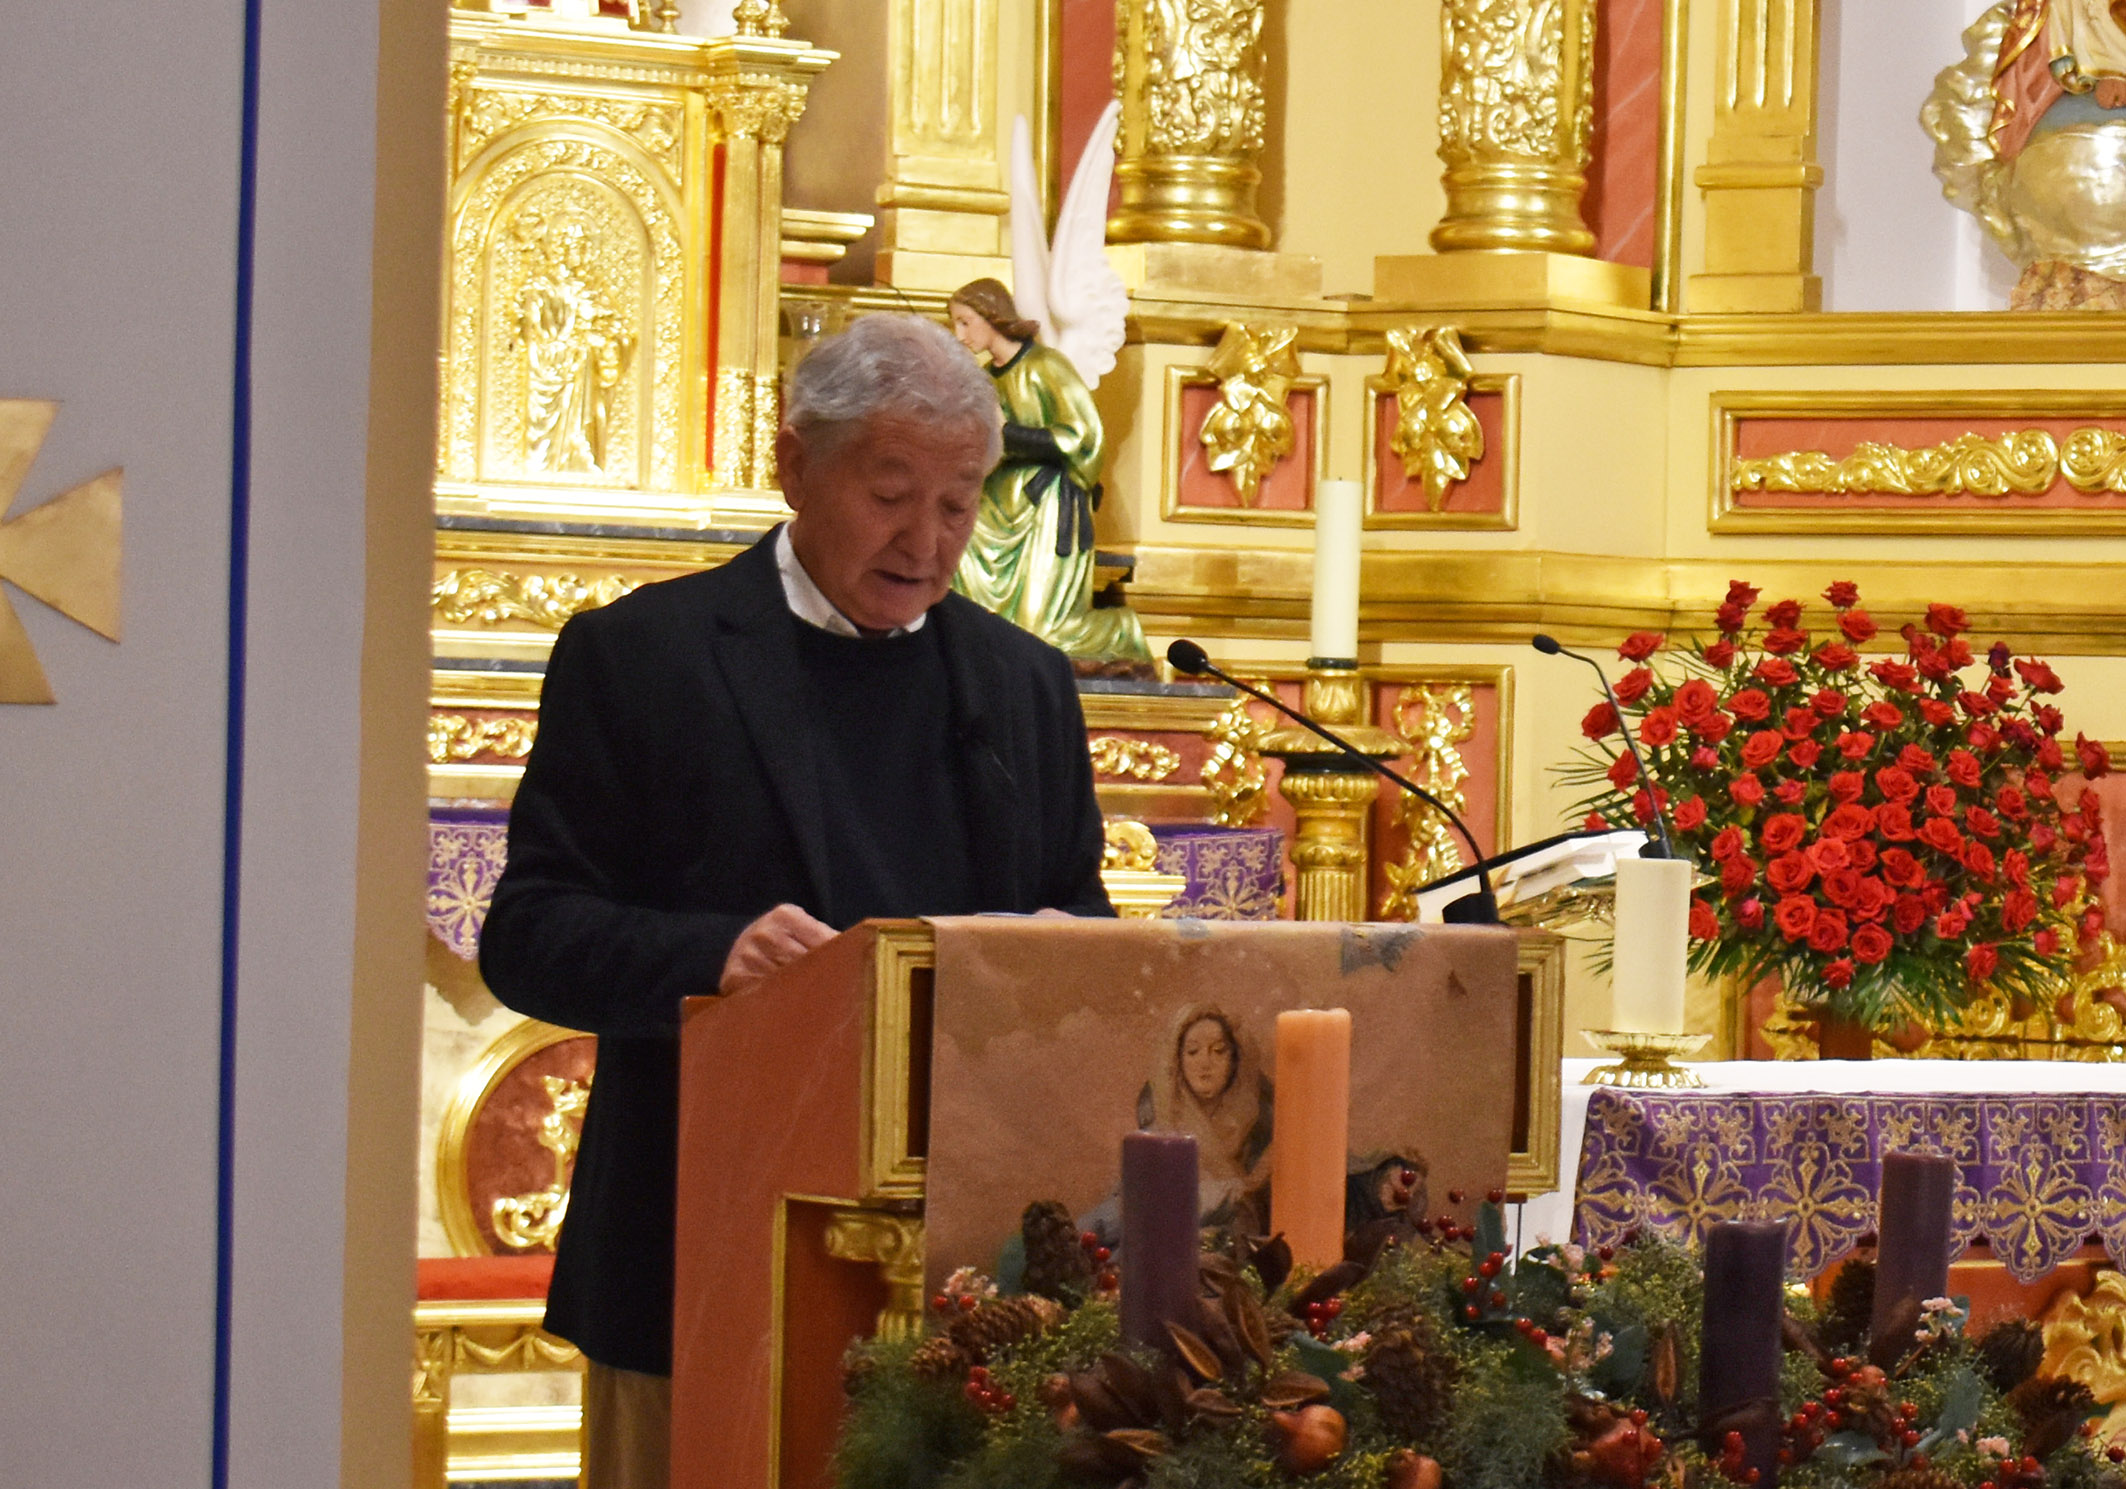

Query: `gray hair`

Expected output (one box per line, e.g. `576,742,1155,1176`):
784,313,1003,465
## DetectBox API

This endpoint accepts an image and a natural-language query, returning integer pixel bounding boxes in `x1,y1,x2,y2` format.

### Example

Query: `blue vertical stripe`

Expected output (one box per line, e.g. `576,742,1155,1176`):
213,0,264,1482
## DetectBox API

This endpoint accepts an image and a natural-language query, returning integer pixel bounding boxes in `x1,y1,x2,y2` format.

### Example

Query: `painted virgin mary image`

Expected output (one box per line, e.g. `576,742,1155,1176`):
1135,1003,1276,1231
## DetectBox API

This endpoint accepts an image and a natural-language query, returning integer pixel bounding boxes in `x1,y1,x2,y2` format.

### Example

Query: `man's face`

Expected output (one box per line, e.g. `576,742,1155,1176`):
779,413,990,633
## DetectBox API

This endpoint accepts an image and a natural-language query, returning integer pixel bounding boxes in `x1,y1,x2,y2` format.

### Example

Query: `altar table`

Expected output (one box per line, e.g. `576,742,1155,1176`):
1520,1060,2126,1286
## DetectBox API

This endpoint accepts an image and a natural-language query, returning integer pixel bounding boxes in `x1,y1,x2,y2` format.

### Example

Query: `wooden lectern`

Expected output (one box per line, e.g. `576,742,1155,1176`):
671,918,1562,1489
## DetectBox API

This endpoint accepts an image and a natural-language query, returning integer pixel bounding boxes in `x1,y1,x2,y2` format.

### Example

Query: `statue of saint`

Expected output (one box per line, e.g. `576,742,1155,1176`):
946,278,1150,667
515,210,633,475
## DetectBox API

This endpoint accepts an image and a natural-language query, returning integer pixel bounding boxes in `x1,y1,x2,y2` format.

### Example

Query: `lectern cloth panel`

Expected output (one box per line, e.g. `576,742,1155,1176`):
926,916,1520,1292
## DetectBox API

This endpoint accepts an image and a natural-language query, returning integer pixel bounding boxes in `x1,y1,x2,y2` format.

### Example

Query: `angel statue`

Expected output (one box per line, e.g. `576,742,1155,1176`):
1924,0,2126,307
946,102,1151,667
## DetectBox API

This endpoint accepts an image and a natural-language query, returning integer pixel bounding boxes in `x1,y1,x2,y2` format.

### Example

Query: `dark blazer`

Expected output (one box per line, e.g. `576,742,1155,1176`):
479,531,1112,1373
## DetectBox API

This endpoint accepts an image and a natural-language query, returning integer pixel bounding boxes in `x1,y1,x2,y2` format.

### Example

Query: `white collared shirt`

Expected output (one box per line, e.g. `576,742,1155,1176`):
774,524,926,638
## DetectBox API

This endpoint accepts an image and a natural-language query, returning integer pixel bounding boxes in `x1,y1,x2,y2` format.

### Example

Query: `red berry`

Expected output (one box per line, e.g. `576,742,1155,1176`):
1096,1268,1117,1289
1529,1328,1548,1345
1598,1245,1616,1261
1401,1167,1419,1187
1479,1256,1502,1277
958,1294,979,1312
1777,1451,1793,1467
1824,1389,1844,1407
1080,1231,1099,1249
1902,1430,1921,1447
1464,1304,1480,1321
1462,1276,1481,1295
1094,1246,1112,1263
1325,1298,1344,1317
963,1380,986,1402
998,1392,1015,1411
1745,1471,1760,1485
1449,1189,1466,1204
1488,1188,1506,1204
1830,1357,1851,1378
932,1293,951,1312
2107,1447,2124,1464
2022,1457,2041,1475
969,1365,990,1382
1489,1288,1507,1307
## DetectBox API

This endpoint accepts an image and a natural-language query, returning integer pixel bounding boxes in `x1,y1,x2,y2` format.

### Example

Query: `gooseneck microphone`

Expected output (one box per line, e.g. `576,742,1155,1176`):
1166,640,1500,924
1531,633,1675,859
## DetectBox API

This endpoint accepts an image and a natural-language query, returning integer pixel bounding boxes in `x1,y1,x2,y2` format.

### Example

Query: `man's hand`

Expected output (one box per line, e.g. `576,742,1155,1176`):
719,903,836,994
2099,77,2126,109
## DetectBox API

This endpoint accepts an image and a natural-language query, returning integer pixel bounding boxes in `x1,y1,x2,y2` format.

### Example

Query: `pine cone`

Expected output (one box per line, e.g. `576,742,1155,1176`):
947,1294,1066,1363
1836,1363,1899,1442
907,1334,971,1382
1364,1318,1458,1443
1020,1200,1094,1301
2008,1376,2099,1460
1821,1256,1876,1356
1977,1318,2046,1395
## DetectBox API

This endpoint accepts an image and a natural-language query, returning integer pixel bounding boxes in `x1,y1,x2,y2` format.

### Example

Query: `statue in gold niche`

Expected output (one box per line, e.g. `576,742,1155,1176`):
514,208,633,474
1925,0,2126,307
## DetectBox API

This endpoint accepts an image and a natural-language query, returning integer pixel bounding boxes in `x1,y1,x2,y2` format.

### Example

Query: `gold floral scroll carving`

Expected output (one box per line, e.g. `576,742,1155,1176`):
1433,0,1596,254
429,714,539,765
432,568,638,630
1201,687,1271,828
1381,328,1485,511
492,1075,591,1251
1197,323,1302,505
1110,0,1272,247
1731,430,2061,497
1379,684,1477,922
1088,736,1181,782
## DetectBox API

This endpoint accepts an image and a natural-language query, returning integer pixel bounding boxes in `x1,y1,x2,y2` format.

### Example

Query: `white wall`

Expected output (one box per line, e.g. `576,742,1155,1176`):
1816,0,2023,310
0,3,435,1486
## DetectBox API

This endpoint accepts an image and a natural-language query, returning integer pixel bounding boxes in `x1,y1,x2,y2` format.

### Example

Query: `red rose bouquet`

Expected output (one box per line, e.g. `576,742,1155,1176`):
1566,581,2112,1031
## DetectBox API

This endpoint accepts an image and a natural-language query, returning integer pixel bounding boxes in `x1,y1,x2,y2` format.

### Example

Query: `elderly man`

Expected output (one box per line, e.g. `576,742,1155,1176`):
479,314,1113,1489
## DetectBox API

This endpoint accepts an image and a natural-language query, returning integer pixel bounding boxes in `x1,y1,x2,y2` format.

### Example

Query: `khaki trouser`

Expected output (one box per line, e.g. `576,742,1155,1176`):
584,1361,670,1489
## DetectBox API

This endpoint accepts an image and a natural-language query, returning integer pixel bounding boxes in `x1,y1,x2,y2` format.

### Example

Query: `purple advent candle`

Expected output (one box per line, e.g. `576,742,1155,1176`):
1121,1131,1200,1349
1700,1219,1789,1489
1869,1151,1957,1366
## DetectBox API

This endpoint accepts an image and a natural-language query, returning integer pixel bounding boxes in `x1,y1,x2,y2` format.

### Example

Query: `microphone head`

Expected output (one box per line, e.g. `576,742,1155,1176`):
1530,633,1562,655
1166,639,1211,676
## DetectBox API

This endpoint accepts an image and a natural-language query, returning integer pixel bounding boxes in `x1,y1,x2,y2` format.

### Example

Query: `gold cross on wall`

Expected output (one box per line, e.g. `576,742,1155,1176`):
0,400,121,704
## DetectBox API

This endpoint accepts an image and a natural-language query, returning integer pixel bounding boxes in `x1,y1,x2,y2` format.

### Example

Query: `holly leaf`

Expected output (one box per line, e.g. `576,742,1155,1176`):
1814,1431,1890,1470
1474,1201,1508,1264
1588,1323,1647,1398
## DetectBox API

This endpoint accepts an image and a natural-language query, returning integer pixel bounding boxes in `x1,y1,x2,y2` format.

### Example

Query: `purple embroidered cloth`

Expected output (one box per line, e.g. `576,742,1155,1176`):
1150,825,1284,920
428,806,510,960
1571,1086,2126,1282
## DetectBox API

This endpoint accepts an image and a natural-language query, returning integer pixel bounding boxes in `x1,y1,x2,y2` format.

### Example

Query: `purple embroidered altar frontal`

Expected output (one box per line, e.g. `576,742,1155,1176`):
1571,1086,2126,1282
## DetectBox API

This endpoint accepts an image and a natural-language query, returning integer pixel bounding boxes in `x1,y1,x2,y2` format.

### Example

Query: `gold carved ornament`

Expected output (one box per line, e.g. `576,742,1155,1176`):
2042,1271,2126,1441
1197,323,1301,506
1200,686,1272,827
1133,0,1266,155
823,1209,926,1342
456,87,683,177
513,202,638,479
491,1075,591,1252
432,568,636,630
706,73,810,145
1088,735,1181,782
1103,818,1160,871
731,0,791,38
1378,684,1477,922
1382,328,1485,511
429,713,538,765
0,400,121,705
1731,430,2063,498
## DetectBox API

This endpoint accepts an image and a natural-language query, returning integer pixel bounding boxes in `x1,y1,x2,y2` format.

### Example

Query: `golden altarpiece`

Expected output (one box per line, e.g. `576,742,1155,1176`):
413,0,2126,1481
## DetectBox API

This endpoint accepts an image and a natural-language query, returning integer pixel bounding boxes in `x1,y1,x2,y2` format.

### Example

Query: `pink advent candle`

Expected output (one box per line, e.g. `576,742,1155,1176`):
1121,1131,1201,1348
1271,1008,1352,1271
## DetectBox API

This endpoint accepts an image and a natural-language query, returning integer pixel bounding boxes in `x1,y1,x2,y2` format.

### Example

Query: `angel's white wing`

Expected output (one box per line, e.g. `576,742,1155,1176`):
1045,100,1128,388
1007,114,1053,337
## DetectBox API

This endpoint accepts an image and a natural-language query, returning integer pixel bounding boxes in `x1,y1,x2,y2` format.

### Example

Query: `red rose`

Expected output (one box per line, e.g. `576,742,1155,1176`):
1582,701,1620,738
1824,581,1860,608
1729,775,1766,807
1741,730,1785,769
1824,804,1877,840
2002,888,2040,933
1614,667,1654,704
1966,942,1999,981
1828,771,1866,803
2039,737,2065,771
1768,852,1815,893
1607,753,1640,789
1927,603,1970,637
1965,807,2001,839
1848,839,1879,872
1892,893,1928,933
1870,659,1918,691
1807,837,1852,873
1715,602,1750,634
2015,657,2064,693
1897,745,1936,772
1738,897,1765,930
2035,928,2061,957
1944,638,1974,668
2078,733,2113,778
1710,826,1745,861
2037,705,2065,735
2027,770,2054,802
1862,701,1906,731
1809,907,1851,953
2004,847,2030,887
1619,631,1665,662
1689,898,1720,940
1763,628,1809,656
1775,779,1807,804
1986,673,2015,707
1696,713,1735,743
1851,875,1892,921
1585,811,1609,831
1823,957,1856,990
1912,642,1952,683
1923,882,1950,913
1877,804,1917,841
1766,599,1803,629
1874,767,1919,803
1834,732,1872,761
1632,788,1668,824
1920,699,1957,727
1840,610,1878,643
1958,690,1997,718
1936,906,1972,938
1789,739,1825,769
1674,678,1720,726
1774,895,1817,941
1721,855,1759,896
2086,906,2108,943
2032,822,2058,853
1726,580,1762,607
1704,638,1737,668
1755,659,1800,687
1729,688,1771,722
1962,840,1996,881
2054,873,2080,907
1881,849,1924,888
1946,748,1981,787
1821,868,1863,909
1781,706,1819,740
1639,707,1680,747
1807,689,1845,718
1814,643,1859,672
1925,785,1958,818
1851,923,1893,964
1918,817,1963,854
1674,796,1709,832
1967,723,2000,754
1760,813,1807,854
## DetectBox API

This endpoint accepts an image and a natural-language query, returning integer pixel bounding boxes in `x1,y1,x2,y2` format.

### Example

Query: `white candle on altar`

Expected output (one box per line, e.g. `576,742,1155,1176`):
1310,479,1362,662
1610,856,1692,1034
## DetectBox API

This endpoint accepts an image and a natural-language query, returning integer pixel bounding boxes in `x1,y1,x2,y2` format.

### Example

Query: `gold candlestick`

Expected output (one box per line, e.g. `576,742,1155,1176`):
1581,1030,1711,1089
1261,666,1401,922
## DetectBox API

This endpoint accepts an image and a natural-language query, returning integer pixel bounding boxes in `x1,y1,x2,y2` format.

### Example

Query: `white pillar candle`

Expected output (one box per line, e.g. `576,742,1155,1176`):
1610,856,1692,1034
1310,478,1362,661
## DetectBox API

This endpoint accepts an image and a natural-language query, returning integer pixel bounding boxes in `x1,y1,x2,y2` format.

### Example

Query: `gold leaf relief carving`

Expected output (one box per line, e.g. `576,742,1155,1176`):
1201,686,1272,827
1440,0,1589,164
457,87,683,175
1103,818,1161,871
1139,0,1268,155
707,73,810,143
1197,323,1301,505
1378,683,1476,922
2062,428,2126,492
1382,327,1485,510
1732,429,2063,498
432,568,638,630
429,713,540,764
491,1075,590,1252
1089,735,1182,781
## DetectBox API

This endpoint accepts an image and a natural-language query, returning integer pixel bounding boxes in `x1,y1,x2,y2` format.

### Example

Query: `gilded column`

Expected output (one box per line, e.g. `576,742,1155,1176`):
1688,0,1822,313
824,1209,927,1341
1430,0,1596,255
874,0,1012,288
703,19,832,493
1109,0,1272,249
1261,668,1399,923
